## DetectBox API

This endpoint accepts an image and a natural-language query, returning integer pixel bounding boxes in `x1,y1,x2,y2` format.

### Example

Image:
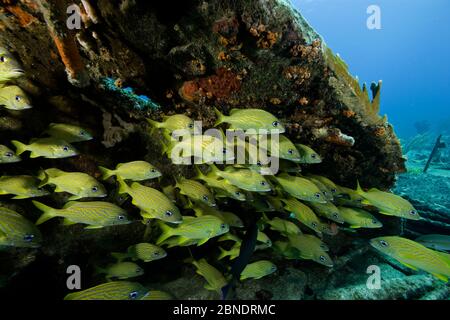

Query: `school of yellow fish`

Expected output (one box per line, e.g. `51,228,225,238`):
1,47,449,300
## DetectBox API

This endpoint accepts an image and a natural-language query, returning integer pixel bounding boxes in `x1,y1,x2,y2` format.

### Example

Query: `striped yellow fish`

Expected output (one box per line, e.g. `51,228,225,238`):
140,290,173,300
281,197,323,234
97,262,144,280
214,108,285,133
38,168,107,200
262,213,301,236
0,48,24,82
0,175,50,199
191,258,228,292
176,178,216,207
308,177,334,201
99,161,161,181
218,243,241,260
356,182,421,220
308,201,345,224
64,281,148,300
259,134,301,162
0,144,21,163
209,164,271,193
156,215,229,246
12,137,78,159
306,174,341,196
287,234,333,267
191,202,244,228
0,206,42,248
275,173,326,203
112,243,167,262
117,178,182,224
338,207,382,229
33,201,131,229
240,260,277,280
147,114,196,133
195,166,245,201
45,123,93,143
370,236,450,282
296,144,322,164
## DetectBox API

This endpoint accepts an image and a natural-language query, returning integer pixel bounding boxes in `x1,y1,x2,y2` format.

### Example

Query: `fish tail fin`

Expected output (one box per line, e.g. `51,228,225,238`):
111,252,128,262
37,171,50,188
213,107,226,127
156,222,174,245
146,118,162,129
117,177,129,194
217,247,229,260
33,201,57,225
208,163,221,177
99,166,115,180
194,165,207,181
11,140,27,156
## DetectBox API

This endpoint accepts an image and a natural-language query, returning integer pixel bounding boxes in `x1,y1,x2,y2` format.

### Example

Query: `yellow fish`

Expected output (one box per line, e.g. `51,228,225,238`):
0,144,21,163
12,137,78,159
97,262,144,280
140,290,173,300
195,166,245,201
281,197,323,234
147,114,196,133
296,144,322,164
259,134,301,162
287,234,333,267
156,215,229,246
370,236,450,282
275,173,326,203
0,175,49,199
262,213,301,235
0,85,32,110
39,168,107,200
240,260,277,280
308,201,345,224
214,108,285,133
45,123,93,143
175,178,216,207
0,49,24,82
356,182,421,220
306,174,341,196
338,207,382,229
191,202,244,228
218,243,241,260
0,206,42,248
209,164,271,193
64,281,149,300
308,177,334,201
33,200,131,229
99,161,161,181
191,258,228,292
118,178,182,224
111,243,167,262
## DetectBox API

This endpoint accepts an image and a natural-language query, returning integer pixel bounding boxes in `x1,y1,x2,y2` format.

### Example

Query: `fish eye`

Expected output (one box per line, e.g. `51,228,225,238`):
188,123,194,129
319,255,326,262
409,210,417,215
129,291,138,299
372,219,379,224
332,213,339,219
287,149,294,155
165,210,173,217
311,222,317,228
260,181,267,186
235,191,241,196
63,146,70,152
271,266,277,271
150,168,156,173
220,223,227,230
222,148,227,154
153,252,160,256
5,152,13,157
379,240,389,247
256,161,262,166
311,154,317,159
0,56,5,62
92,186,98,192
136,268,142,273
331,188,337,193
15,95,21,101
23,234,35,242
272,121,279,127
118,215,125,220
314,192,322,199
202,195,209,201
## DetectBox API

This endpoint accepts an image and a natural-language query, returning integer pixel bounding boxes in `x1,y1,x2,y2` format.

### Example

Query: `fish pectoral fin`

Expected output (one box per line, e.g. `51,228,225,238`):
12,195,31,199
349,225,361,229
196,238,209,246
361,200,372,206
400,262,419,271
29,152,40,158
84,225,104,230
68,195,82,201
140,211,155,219
379,211,395,216
63,219,77,226
431,273,448,282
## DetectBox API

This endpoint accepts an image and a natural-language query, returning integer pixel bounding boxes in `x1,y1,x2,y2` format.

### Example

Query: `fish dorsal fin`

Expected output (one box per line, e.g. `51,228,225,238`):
63,201,78,209
368,188,380,193
116,163,124,168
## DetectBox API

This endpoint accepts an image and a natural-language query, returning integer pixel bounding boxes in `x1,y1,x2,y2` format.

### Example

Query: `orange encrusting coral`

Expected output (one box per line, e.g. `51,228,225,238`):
3,3,36,27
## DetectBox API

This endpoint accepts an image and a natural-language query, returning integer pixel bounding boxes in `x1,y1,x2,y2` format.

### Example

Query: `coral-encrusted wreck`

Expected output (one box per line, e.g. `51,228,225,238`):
3,0,440,300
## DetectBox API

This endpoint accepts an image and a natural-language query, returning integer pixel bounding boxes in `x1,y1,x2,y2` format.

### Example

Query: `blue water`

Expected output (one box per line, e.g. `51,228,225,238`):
292,0,450,139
